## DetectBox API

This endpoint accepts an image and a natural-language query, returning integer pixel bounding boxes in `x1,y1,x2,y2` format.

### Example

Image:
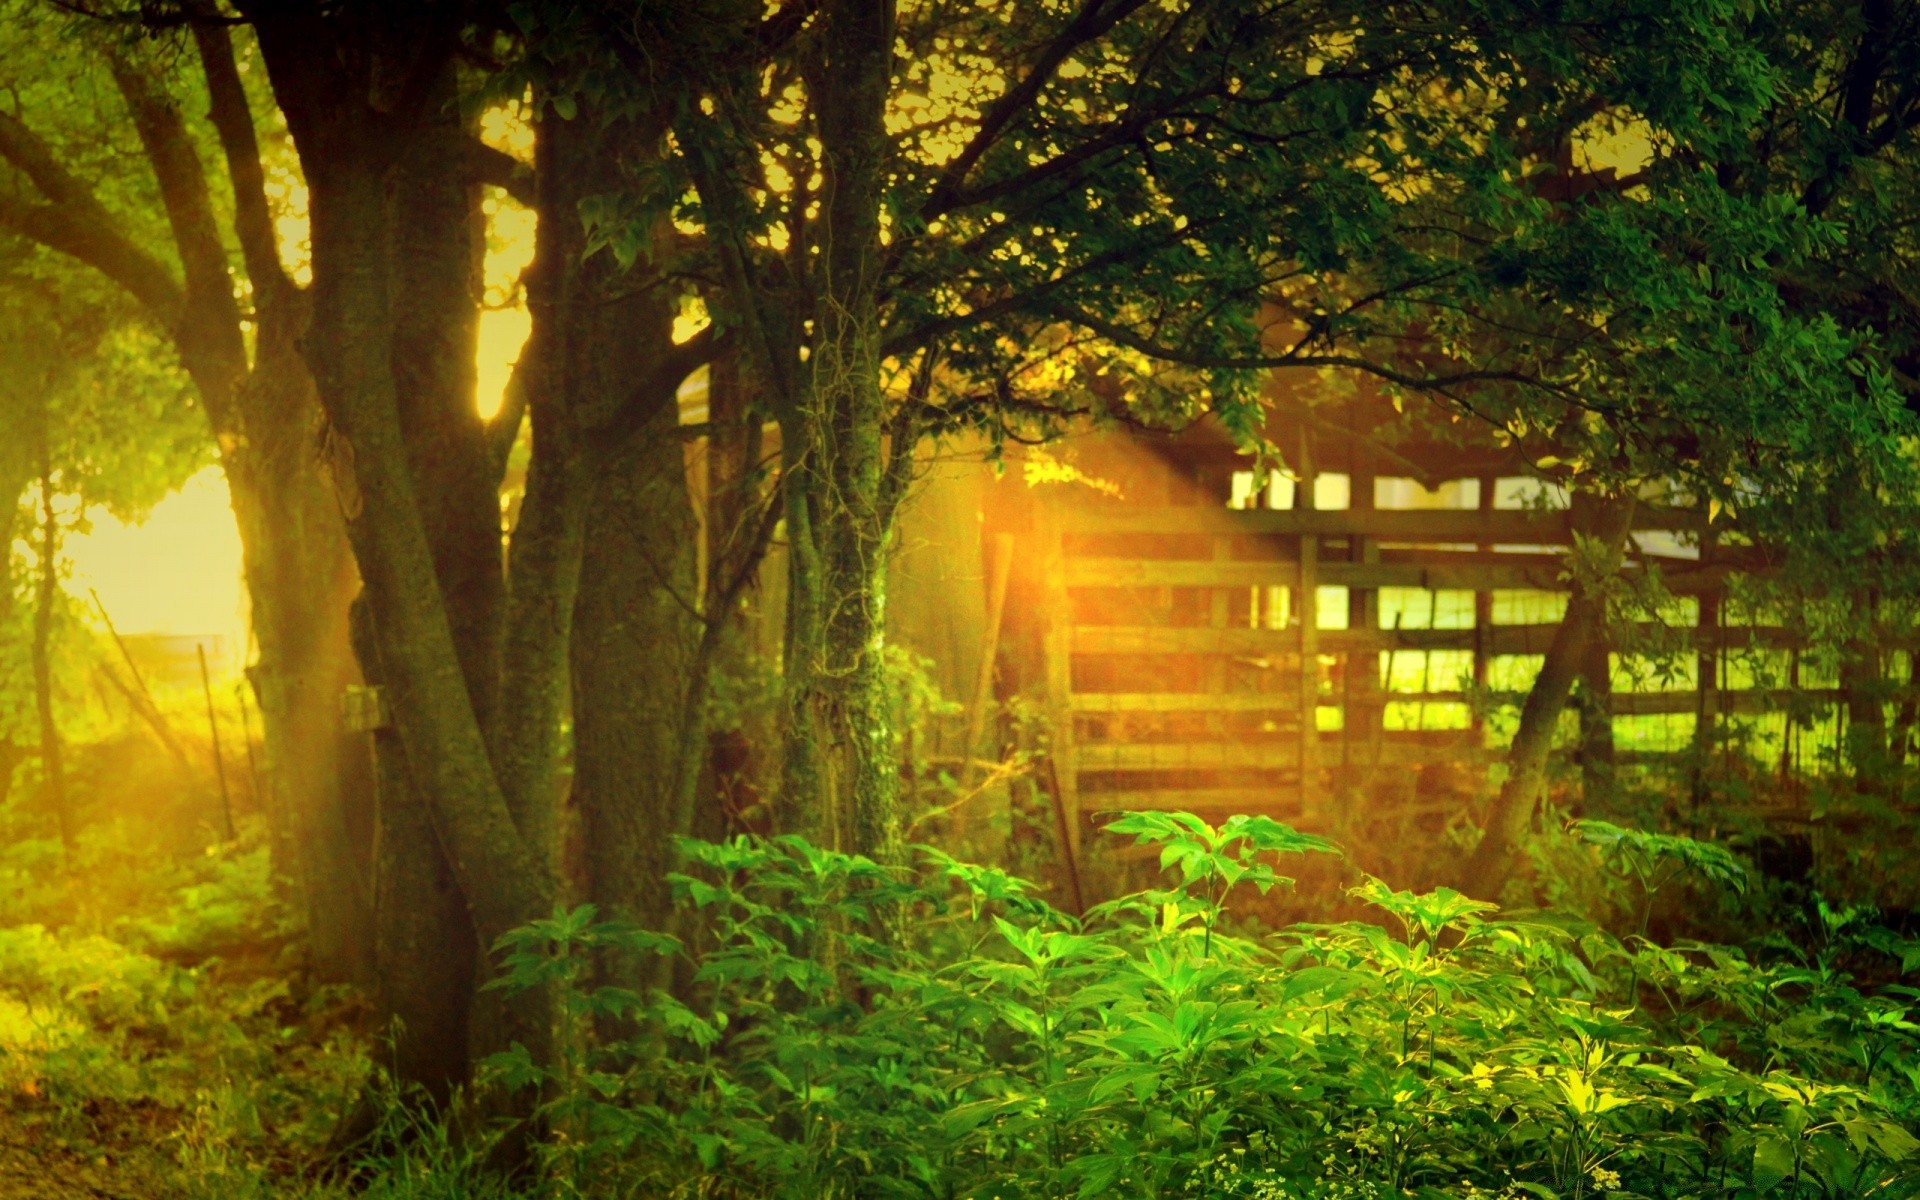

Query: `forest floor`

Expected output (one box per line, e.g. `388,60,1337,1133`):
0,1121,150,1200
0,823,371,1200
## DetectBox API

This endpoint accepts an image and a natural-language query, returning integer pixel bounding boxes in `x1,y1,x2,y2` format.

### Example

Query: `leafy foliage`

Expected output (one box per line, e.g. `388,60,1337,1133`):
484,814,1920,1198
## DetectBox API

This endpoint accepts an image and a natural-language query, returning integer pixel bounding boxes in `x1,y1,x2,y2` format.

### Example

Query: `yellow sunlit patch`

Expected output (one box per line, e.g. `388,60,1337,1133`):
1022,449,1122,498
476,307,531,422
66,468,247,657
673,298,711,346
1575,113,1653,178
263,167,310,287
479,101,535,164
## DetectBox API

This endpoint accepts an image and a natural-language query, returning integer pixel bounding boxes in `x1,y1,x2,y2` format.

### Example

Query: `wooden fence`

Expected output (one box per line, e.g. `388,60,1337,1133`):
1001,423,1820,852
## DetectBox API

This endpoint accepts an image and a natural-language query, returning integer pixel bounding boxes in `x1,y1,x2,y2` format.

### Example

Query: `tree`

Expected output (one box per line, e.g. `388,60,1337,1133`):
0,244,205,851
552,0,1864,876
0,4,374,983
224,0,714,1111
1453,0,1920,890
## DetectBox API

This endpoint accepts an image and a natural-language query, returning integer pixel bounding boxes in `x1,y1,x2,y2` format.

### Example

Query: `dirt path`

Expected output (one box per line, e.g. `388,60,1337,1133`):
0,1124,155,1200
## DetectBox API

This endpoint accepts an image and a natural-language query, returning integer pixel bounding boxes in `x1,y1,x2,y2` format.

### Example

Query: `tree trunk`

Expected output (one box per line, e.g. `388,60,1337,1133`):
512,100,698,981
227,316,374,987
31,449,71,855
775,0,904,863
572,410,699,944
0,449,27,819
1461,492,1635,898
351,596,475,1106
0,37,377,986
682,352,768,846
300,135,548,1078
1843,590,1887,798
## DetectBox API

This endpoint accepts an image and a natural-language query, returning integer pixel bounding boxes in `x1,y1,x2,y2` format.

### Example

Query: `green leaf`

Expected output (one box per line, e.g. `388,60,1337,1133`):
1754,1136,1796,1193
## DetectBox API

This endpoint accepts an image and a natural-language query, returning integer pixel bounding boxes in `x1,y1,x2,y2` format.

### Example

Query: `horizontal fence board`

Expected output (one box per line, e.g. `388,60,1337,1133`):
1060,503,1704,539
1076,739,1479,771
1065,556,1753,592
1071,691,1303,713
1070,623,1802,657
1085,788,1305,812
1607,688,1841,716
1065,557,1556,590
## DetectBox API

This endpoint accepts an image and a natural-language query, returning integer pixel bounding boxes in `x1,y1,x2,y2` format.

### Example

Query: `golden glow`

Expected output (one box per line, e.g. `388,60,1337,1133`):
477,102,537,421
477,305,532,422
66,467,248,653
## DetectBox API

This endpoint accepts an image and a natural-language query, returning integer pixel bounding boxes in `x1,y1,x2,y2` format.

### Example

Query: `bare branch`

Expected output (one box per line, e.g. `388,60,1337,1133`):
590,325,729,458
191,20,296,305
464,136,536,209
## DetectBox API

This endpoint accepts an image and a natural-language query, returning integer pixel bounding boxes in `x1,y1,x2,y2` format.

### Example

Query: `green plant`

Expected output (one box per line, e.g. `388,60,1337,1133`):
480,814,1920,1199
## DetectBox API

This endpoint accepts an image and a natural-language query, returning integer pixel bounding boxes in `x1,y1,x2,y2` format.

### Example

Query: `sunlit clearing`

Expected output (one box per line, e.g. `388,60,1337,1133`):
66,467,247,669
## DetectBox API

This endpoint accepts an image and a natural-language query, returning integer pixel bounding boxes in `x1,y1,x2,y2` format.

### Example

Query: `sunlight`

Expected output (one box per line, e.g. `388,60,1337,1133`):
66,467,247,654
477,305,532,421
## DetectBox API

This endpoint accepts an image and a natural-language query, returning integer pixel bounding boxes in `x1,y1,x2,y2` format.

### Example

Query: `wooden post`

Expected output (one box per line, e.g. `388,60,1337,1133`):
1346,455,1378,780
1297,430,1320,820
1472,476,1495,746
199,643,236,842
955,533,1016,834
1691,570,1721,819
1037,497,1082,861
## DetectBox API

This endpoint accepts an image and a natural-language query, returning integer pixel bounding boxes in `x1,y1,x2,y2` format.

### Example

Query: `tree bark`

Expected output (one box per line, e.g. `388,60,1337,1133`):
235,19,631,1136
1461,491,1635,897
351,597,474,1106
572,409,699,949
31,447,71,855
774,0,906,864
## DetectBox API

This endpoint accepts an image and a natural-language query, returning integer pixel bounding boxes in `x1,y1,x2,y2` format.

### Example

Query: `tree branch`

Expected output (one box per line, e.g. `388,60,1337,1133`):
0,107,194,322
191,20,296,306
1056,305,1577,400
921,0,1150,219
108,52,249,414
463,136,536,208
589,325,729,459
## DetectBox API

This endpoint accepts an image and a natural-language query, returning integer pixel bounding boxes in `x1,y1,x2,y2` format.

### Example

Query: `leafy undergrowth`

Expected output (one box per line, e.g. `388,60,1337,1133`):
4,810,1920,1199
0,821,369,1200
477,814,1920,1200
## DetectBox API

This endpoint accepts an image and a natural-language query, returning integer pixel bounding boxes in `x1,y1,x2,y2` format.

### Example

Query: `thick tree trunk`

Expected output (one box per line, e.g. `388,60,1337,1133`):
572,410,699,944
226,315,373,986
1461,492,1635,897
775,0,904,863
524,101,701,968
351,597,474,1105
301,141,548,1080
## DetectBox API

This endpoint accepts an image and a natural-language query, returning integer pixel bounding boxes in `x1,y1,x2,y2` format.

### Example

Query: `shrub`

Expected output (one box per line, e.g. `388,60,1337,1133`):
485,813,1920,1198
